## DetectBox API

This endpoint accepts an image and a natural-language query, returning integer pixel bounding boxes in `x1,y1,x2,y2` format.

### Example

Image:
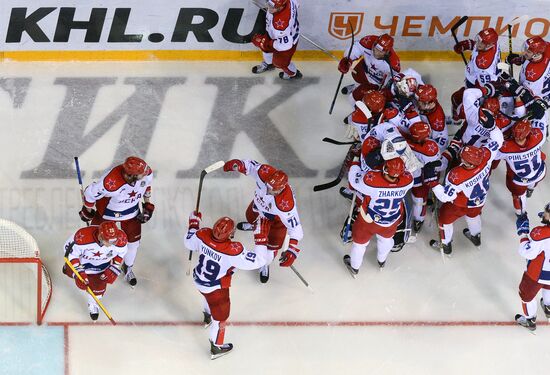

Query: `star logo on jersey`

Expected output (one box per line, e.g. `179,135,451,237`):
75,233,84,242
366,137,379,148
427,143,438,153
279,199,290,210
532,228,541,237
260,165,271,175
526,69,537,79
433,119,444,130
478,56,488,66
448,171,459,184
105,178,117,190
229,243,241,252
370,63,377,71
364,172,375,182
274,19,285,29
93,251,102,257
128,190,137,198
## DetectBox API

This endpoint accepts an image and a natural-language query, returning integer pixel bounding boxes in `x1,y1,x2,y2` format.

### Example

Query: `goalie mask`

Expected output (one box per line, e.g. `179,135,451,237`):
395,76,418,98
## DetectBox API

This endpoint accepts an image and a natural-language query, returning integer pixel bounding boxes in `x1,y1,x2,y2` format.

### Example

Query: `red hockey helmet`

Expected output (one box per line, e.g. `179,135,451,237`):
482,97,500,116
383,157,405,178
409,122,431,143
460,145,484,167
374,34,394,53
266,169,288,193
524,36,547,54
476,28,498,50
512,119,532,141
98,221,120,245
416,84,438,103
212,217,235,242
363,90,386,114
123,156,148,176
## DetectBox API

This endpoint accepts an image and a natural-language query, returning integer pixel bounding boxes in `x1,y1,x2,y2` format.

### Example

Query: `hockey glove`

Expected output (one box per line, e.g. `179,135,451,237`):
74,269,89,290
252,34,274,53
279,239,300,267
254,217,271,246
529,98,549,120
453,39,475,54
423,160,442,188
506,53,524,66
79,206,95,222
223,159,246,174
188,211,202,230
504,80,534,103
100,265,121,284
338,57,353,74
137,202,155,223
481,83,500,98
516,213,530,236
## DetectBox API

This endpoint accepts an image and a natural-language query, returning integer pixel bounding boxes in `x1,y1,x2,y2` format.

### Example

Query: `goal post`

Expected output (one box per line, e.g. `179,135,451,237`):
0,219,52,325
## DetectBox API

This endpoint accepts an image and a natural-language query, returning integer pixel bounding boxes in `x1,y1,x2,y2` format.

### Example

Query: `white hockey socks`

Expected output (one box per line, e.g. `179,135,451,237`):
522,299,538,319
465,215,481,236
542,289,550,306
412,195,425,221
376,235,394,263
210,320,227,346
441,223,453,245
124,240,140,267
350,242,368,270
262,52,273,65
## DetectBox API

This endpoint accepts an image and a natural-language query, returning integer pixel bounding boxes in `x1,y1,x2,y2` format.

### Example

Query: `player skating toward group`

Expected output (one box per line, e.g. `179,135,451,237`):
79,156,154,287
184,212,274,359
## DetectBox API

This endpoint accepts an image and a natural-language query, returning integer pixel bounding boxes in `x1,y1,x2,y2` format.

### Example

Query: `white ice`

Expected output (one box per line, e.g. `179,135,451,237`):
0,60,549,374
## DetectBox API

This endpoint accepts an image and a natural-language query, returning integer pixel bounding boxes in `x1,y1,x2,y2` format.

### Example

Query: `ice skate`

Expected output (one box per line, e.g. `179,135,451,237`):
526,188,534,198
413,220,424,233
203,311,212,328
259,265,270,284
463,228,481,248
236,221,254,231
210,340,233,360
540,298,550,319
391,243,404,252
377,259,386,269
341,83,356,95
429,240,452,255
279,70,303,80
251,61,274,74
515,314,536,332
88,302,99,322
343,255,358,278
122,264,137,287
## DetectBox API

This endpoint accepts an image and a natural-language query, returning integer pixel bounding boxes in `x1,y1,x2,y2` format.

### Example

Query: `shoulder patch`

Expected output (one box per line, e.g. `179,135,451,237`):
530,225,550,241
196,228,245,256
475,49,497,70
382,107,399,120
351,108,369,124
388,51,401,72
272,6,291,31
275,187,295,212
359,35,377,49
102,165,126,192
116,231,128,247
427,105,446,131
257,164,277,183
74,226,97,245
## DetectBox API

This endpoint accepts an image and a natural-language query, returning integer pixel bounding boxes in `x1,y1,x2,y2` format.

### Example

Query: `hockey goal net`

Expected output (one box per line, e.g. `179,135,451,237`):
0,219,52,325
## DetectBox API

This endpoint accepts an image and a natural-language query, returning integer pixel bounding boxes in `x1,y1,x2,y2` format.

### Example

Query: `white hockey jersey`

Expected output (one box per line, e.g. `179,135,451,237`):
265,0,300,51
519,225,550,285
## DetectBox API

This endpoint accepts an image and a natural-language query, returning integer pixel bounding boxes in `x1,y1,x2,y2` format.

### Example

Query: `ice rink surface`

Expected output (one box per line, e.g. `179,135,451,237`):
1,60,549,374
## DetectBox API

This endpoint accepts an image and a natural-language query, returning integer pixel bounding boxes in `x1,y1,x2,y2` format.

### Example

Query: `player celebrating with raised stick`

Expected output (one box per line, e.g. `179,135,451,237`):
78,156,154,287
224,159,303,283
62,221,127,321
251,0,302,80
184,212,274,359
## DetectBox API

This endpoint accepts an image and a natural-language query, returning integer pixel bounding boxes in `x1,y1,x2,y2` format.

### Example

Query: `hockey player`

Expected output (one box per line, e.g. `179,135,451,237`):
514,203,550,331
402,122,440,233
251,0,302,80
338,33,401,101
451,28,501,122
506,36,550,135
343,90,387,141
184,212,274,358
496,119,546,214
223,159,303,283
414,84,448,149
424,125,504,254
343,157,413,274
62,221,128,321
78,156,154,287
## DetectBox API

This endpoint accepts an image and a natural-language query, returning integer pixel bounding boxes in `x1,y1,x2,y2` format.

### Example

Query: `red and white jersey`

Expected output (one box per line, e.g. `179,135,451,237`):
349,107,399,142
433,129,504,208
519,44,550,102
366,120,403,144
404,136,440,182
348,164,413,226
346,35,401,88
184,227,273,293
465,45,501,87
519,225,550,285
64,226,128,274
462,88,494,146
266,0,300,52
497,128,546,186
418,102,448,149
83,165,153,221
241,160,303,242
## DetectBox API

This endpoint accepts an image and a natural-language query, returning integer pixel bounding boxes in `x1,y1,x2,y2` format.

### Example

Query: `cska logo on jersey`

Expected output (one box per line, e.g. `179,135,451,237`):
328,12,364,40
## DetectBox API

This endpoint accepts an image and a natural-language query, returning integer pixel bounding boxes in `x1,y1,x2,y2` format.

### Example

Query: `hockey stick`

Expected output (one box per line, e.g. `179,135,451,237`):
74,157,90,227
342,191,357,243
322,137,356,145
290,265,311,289
329,22,354,115
314,142,359,192
186,160,225,276
63,256,116,325
451,16,469,65
251,0,339,62
506,16,530,77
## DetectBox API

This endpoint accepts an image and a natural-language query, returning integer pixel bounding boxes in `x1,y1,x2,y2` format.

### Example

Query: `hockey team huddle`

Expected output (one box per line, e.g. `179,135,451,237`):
61,0,550,360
